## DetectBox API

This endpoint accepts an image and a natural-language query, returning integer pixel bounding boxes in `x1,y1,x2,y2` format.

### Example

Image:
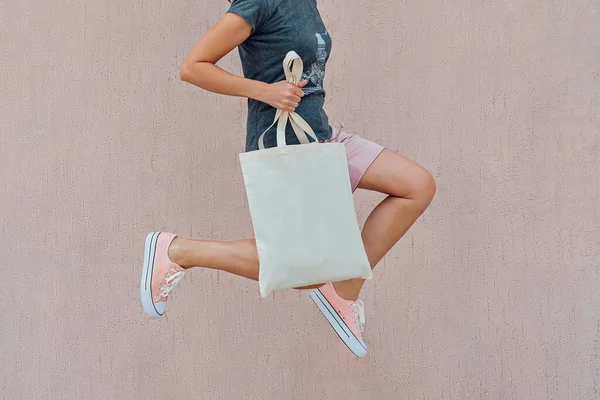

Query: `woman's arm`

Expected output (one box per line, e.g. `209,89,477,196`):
180,14,305,112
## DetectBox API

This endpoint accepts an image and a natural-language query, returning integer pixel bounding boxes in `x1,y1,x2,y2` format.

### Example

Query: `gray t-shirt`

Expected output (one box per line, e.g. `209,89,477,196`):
228,0,333,151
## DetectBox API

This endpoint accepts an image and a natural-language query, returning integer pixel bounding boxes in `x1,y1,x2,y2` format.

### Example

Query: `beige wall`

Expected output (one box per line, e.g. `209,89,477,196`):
1,0,599,399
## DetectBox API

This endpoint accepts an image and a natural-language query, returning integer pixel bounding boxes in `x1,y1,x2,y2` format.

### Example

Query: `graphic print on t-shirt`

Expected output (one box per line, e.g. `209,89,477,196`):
302,32,328,95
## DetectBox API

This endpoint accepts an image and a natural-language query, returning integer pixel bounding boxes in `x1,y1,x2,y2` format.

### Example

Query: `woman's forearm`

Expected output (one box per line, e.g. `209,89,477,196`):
180,61,267,102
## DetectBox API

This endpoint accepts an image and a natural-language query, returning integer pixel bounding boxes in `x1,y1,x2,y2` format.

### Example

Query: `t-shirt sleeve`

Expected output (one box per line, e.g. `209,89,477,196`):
227,0,271,32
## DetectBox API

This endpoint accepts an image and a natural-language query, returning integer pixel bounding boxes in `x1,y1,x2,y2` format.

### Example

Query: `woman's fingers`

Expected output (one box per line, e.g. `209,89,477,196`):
283,101,298,112
283,102,298,112
273,80,307,111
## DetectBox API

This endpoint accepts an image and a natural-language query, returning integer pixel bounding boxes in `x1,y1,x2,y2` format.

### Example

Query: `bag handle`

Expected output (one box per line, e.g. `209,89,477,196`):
258,51,319,150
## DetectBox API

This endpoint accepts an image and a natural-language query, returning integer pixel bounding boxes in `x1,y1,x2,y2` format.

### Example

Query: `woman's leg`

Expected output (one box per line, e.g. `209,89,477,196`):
169,237,325,288
332,149,436,300
168,238,260,280
167,149,435,297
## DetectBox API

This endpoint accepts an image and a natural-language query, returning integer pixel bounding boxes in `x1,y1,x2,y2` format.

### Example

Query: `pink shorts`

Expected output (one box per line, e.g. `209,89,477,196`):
326,125,385,192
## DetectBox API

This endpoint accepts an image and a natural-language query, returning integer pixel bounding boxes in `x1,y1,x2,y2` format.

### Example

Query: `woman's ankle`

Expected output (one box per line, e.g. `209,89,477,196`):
333,279,364,301
167,238,195,269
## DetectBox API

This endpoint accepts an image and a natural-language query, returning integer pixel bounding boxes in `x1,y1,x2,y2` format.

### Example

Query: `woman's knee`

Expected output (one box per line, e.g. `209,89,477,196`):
358,149,435,207
411,168,436,210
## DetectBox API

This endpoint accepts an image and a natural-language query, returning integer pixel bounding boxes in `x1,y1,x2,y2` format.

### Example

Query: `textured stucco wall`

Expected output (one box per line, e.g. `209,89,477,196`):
1,0,599,399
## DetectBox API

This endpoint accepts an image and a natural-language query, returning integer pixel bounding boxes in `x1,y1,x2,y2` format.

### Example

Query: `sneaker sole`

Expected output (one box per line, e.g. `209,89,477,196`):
140,232,163,319
309,289,367,358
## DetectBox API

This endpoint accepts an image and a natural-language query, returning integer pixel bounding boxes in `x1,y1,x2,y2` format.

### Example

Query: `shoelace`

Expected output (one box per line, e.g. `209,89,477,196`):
350,299,366,333
158,268,185,298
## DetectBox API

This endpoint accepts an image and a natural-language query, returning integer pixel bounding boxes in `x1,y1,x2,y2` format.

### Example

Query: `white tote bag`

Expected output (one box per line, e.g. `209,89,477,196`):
239,51,372,297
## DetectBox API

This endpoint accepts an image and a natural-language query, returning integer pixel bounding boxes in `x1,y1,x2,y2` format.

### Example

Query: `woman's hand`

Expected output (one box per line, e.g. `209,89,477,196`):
258,80,308,112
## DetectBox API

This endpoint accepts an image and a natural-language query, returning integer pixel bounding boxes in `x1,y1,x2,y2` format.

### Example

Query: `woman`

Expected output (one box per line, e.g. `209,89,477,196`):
140,0,436,358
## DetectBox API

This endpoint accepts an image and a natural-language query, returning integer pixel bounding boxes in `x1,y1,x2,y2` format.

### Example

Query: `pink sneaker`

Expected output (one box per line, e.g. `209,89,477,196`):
309,283,367,358
140,232,186,319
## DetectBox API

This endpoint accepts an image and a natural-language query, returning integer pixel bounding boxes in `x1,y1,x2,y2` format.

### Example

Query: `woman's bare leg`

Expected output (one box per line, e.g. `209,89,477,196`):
169,238,324,288
168,149,435,297
332,149,436,300
169,238,260,280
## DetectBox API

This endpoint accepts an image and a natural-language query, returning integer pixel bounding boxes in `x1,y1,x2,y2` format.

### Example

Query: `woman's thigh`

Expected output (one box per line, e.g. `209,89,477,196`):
357,148,436,200
331,127,434,199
